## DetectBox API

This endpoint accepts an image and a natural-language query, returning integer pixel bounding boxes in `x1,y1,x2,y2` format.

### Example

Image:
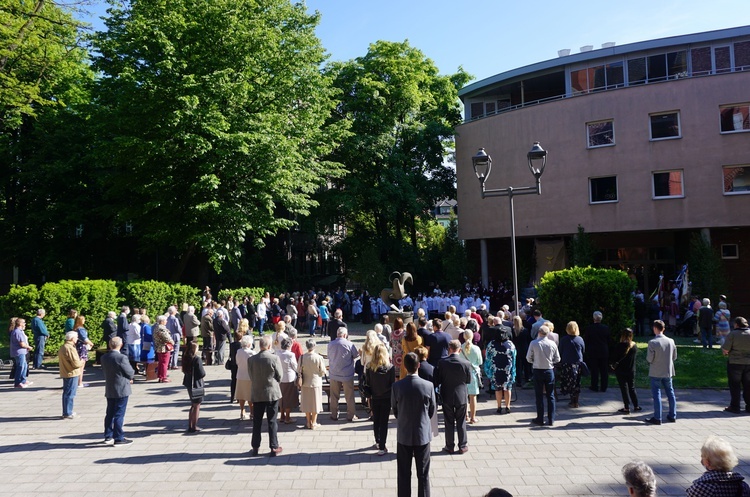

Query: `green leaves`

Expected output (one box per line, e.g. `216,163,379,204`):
91,0,346,274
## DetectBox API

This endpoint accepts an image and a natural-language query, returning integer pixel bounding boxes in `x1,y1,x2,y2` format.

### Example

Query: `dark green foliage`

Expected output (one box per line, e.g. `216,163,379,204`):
688,233,728,302
568,225,597,267
441,215,469,289
537,267,635,341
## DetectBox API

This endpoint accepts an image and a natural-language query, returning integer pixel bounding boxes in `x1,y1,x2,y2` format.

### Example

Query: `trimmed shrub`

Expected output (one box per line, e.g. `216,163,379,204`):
39,279,120,351
0,284,41,324
168,283,202,310
537,266,635,342
217,287,266,304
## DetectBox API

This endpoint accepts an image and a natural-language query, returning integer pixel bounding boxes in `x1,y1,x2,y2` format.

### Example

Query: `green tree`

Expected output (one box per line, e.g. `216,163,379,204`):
321,40,471,271
91,0,348,278
442,214,468,289
568,224,597,267
688,233,728,302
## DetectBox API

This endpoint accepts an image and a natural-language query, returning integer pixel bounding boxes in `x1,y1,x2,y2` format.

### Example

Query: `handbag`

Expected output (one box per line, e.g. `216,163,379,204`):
191,385,205,398
165,342,174,352
360,370,373,398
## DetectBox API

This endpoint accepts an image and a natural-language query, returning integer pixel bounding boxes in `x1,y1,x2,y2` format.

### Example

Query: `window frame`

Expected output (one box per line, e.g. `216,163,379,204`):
722,165,750,196
586,119,616,149
719,103,750,134
651,169,685,200
589,175,619,205
721,244,739,260
649,111,682,141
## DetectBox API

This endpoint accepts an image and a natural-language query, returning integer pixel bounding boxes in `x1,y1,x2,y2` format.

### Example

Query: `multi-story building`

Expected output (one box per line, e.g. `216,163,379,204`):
455,25,750,314
433,199,458,228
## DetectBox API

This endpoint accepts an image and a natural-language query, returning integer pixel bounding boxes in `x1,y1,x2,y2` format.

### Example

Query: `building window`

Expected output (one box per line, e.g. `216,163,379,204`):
721,244,739,260
470,102,484,120
589,176,618,204
723,165,750,194
714,46,732,74
652,170,684,199
720,104,750,133
587,120,615,148
735,41,750,70
649,111,681,140
691,47,712,76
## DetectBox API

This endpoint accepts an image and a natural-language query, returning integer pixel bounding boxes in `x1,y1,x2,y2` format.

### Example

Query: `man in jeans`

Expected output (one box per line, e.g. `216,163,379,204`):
526,325,560,426
328,327,360,421
645,320,677,425
722,317,750,414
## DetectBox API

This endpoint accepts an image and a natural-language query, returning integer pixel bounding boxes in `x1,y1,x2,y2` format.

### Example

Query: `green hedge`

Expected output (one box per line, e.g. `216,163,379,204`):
119,280,201,315
217,287,266,304
0,279,200,356
537,266,635,342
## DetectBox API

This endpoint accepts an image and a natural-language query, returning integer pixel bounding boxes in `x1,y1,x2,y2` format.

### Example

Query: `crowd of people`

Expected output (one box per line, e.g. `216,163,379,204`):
5,283,750,496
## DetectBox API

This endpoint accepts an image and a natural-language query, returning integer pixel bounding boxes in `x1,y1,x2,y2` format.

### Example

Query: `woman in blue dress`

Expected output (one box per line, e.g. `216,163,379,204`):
460,329,483,424
484,328,516,414
139,315,155,372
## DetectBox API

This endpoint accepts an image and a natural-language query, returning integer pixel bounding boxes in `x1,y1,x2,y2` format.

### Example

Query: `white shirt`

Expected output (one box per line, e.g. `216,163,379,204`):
278,349,298,383
127,323,141,345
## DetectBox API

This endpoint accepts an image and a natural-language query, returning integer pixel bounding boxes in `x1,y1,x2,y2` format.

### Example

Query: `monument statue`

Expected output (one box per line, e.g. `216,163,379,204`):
380,271,414,324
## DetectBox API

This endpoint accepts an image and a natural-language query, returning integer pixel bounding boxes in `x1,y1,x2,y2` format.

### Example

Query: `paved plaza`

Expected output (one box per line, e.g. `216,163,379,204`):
1,330,748,497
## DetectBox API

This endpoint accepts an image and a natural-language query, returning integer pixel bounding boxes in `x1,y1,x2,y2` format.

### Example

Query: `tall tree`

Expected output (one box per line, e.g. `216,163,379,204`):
91,0,347,278
322,41,470,270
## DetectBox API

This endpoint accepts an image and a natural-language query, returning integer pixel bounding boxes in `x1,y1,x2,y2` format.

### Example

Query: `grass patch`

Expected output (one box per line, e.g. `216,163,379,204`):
582,335,727,390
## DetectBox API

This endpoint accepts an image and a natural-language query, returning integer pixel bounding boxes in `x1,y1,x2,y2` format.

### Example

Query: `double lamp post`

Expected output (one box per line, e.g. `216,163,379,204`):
471,142,548,315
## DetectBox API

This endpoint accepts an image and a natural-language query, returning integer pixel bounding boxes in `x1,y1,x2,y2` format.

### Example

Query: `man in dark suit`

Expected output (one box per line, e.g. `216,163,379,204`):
416,316,430,341
434,340,473,454
200,308,215,366
424,318,451,367
584,311,611,392
248,336,283,457
392,352,436,497
101,312,118,346
101,337,135,446
327,309,347,341
213,310,230,365
116,306,130,356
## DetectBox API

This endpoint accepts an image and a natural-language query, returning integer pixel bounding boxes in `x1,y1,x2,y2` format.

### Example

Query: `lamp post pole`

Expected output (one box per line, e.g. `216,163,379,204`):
472,143,548,315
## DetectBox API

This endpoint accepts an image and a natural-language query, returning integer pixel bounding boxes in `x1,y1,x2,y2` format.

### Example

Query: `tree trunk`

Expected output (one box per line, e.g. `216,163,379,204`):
409,215,418,251
171,241,196,281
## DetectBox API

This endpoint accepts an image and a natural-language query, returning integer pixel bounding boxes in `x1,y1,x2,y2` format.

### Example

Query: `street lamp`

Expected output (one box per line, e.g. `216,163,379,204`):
472,142,548,315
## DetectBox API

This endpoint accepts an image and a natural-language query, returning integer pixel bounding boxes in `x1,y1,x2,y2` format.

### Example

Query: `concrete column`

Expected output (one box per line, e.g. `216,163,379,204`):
480,239,489,289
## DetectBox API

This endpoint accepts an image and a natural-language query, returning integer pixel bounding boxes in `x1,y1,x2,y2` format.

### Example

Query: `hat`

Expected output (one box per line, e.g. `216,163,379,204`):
720,294,727,300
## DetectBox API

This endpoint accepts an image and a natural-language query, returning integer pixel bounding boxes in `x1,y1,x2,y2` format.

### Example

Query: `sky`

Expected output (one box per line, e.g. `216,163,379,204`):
79,0,750,85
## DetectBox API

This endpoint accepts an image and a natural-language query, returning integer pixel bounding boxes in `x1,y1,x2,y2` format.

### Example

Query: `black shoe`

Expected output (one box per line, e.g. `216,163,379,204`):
724,407,742,414
530,418,544,426
548,419,554,426
665,417,676,423
250,448,259,456
114,438,133,446
644,417,662,425
496,408,504,414
618,408,631,414
442,447,455,454
634,406,643,412
589,386,599,392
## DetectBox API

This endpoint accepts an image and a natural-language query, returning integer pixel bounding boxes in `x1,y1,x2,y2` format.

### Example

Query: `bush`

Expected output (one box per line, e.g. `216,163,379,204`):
38,279,120,351
119,280,199,316
217,287,266,304
0,284,41,324
537,266,635,342
168,283,202,310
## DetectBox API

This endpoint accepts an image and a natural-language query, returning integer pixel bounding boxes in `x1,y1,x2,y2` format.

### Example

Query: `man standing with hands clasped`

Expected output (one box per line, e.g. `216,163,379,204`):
527,325,560,426
434,340,472,454
645,320,677,425
392,352,436,497
101,337,135,445
248,336,283,456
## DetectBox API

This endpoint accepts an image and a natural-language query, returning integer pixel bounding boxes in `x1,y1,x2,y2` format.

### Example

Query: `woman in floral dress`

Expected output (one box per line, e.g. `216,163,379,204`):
484,328,516,414
389,317,405,378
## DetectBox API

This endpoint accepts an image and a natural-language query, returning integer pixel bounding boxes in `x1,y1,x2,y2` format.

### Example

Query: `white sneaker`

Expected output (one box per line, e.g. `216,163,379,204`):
63,412,77,419
103,438,115,446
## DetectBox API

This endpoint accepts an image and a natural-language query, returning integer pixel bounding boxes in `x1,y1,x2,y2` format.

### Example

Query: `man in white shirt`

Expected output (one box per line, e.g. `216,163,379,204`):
526,326,561,426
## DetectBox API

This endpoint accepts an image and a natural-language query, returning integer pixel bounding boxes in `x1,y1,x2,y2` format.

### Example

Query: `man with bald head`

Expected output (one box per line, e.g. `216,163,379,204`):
248,335,283,456
328,327,360,421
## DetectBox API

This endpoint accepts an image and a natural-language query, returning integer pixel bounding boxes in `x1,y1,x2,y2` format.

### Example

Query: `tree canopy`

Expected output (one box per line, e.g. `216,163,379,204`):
91,0,348,276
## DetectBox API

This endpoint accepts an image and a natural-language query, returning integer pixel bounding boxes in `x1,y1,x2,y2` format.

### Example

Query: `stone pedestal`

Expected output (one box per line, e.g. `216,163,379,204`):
388,311,413,325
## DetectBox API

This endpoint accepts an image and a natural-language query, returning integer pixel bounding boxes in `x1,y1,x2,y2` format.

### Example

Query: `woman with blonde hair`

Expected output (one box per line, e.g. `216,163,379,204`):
365,344,395,455
545,321,559,346
360,330,379,369
400,322,423,378
461,329,483,423
611,328,641,414
300,339,326,429
687,436,750,496
512,315,531,388
558,321,586,408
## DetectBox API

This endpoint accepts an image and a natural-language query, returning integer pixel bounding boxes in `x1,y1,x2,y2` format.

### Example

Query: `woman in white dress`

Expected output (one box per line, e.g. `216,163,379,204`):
299,339,326,429
235,335,255,420
278,339,299,424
